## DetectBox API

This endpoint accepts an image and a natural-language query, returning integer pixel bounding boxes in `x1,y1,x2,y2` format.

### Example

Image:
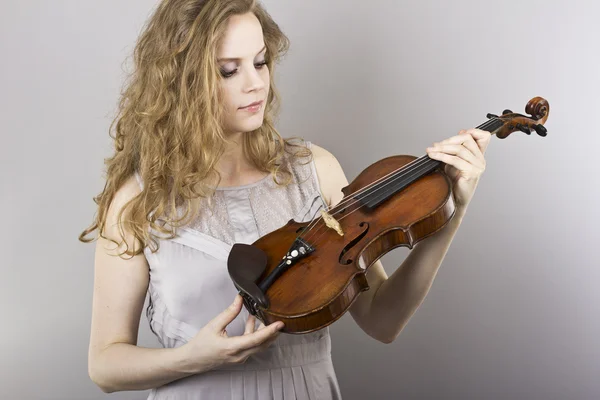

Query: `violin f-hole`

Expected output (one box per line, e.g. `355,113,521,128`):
339,222,369,265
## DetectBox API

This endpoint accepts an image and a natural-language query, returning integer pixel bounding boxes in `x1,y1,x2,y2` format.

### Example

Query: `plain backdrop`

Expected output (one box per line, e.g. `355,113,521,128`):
1,1,599,399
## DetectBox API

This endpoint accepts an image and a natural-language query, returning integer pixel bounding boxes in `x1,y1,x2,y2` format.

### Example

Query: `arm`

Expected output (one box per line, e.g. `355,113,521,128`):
360,209,466,343
369,129,489,343
311,129,488,343
88,176,196,393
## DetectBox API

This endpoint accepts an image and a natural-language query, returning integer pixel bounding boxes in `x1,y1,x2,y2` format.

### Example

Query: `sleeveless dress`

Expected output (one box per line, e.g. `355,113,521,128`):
134,139,343,400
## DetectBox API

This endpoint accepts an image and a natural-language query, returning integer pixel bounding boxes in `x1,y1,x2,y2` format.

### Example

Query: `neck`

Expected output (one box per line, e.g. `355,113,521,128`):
216,134,252,178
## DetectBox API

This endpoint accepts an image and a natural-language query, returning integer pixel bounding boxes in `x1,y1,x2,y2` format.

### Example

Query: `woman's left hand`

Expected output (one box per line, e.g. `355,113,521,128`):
426,128,491,213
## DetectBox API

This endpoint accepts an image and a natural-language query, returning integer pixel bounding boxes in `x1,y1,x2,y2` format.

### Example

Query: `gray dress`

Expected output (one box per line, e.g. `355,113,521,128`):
134,139,343,400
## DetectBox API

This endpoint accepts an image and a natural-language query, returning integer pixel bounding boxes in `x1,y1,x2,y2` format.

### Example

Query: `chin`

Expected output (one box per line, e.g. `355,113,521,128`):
235,118,265,132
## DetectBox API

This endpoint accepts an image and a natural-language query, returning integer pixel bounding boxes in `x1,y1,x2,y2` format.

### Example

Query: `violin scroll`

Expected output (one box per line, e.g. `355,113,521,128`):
525,97,549,121
486,97,549,139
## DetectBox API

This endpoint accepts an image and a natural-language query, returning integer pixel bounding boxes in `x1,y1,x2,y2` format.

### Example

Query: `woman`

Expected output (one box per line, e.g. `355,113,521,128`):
80,0,490,398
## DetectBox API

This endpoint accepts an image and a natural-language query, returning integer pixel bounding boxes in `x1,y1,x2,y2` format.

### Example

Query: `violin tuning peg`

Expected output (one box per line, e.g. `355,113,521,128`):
502,109,513,115
486,113,498,119
516,123,531,135
533,124,548,137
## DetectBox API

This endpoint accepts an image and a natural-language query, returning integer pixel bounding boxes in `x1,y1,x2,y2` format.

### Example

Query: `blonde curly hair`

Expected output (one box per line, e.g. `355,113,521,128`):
79,0,311,257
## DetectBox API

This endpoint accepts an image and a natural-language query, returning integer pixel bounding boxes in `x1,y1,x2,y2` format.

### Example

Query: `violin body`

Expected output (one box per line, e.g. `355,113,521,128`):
228,97,550,334
230,156,456,334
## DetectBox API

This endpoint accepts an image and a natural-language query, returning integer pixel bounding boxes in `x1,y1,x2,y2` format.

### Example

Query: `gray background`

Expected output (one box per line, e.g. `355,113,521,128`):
1,0,598,399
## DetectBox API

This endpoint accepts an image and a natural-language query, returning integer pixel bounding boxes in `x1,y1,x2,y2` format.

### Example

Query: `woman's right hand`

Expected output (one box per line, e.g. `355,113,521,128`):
178,294,285,374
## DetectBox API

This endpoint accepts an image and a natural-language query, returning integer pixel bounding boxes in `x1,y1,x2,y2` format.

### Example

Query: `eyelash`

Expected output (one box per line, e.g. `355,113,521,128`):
220,60,268,79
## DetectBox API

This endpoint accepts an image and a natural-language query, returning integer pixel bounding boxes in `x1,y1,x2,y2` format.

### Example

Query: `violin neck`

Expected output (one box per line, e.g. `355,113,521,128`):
418,117,503,170
355,118,504,210
476,117,504,137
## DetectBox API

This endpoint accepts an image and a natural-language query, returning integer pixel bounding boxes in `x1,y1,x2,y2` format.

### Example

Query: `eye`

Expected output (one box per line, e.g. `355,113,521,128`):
220,68,236,78
220,60,268,79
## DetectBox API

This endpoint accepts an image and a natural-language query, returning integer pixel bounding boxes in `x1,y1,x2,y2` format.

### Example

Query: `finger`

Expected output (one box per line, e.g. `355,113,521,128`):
207,295,243,333
427,151,473,175
234,331,281,361
229,321,285,351
438,129,482,146
432,133,484,163
244,315,256,335
464,128,492,154
434,133,482,157
259,332,281,349
459,135,485,162
427,144,483,169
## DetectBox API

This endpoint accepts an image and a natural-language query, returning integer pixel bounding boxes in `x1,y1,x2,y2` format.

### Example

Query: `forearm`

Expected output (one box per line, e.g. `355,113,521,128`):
89,342,200,393
370,208,466,343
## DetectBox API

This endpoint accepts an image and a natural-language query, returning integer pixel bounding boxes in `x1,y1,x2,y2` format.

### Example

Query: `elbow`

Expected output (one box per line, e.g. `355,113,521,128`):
374,326,405,344
97,385,115,394
88,356,117,393
377,333,396,344
88,366,115,394
365,328,397,344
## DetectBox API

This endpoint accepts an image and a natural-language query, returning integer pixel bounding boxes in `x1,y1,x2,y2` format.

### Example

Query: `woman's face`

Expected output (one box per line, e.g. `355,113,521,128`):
217,12,270,135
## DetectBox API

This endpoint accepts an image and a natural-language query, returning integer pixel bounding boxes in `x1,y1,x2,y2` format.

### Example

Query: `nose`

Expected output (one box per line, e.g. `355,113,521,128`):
243,67,266,93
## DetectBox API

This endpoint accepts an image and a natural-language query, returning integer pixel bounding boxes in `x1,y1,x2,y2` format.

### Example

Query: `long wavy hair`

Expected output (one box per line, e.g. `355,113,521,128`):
79,0,311,258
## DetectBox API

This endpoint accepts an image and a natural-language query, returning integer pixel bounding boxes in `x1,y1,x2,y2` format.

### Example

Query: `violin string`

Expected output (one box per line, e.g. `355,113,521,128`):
296,155,428,241
301,153,437,246
297,153,435,246
295,119,499,247
301,117,499,226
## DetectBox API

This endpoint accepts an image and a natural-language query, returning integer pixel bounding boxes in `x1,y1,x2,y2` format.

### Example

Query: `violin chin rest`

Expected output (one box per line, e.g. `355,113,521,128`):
227,243,270,309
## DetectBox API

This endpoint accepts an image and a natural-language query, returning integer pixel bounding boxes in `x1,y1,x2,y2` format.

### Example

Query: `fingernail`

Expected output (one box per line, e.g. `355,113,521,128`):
276,322,285,330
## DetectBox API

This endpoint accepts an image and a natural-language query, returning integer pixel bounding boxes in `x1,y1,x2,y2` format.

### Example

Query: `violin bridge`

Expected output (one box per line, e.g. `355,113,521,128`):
320,209,344,236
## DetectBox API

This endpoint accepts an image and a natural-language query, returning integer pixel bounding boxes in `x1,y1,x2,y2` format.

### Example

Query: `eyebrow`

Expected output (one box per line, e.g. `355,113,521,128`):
217,45,267,62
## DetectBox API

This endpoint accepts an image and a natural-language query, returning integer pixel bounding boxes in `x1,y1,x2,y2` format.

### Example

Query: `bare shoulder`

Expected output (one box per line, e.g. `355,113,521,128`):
107,174,142,220
102,174,143,249
310,142,350,208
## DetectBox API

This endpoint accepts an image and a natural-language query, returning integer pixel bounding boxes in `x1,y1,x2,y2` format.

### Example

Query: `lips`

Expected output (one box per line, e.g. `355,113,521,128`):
240,100,263,109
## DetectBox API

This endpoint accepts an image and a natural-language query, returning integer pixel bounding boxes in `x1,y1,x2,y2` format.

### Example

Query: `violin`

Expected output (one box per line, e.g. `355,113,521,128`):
228,97,549,334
